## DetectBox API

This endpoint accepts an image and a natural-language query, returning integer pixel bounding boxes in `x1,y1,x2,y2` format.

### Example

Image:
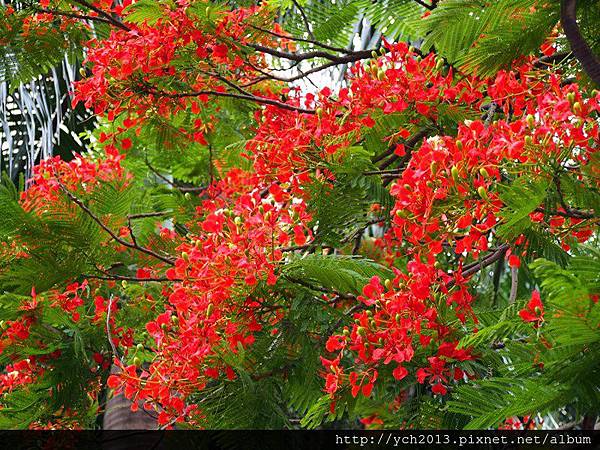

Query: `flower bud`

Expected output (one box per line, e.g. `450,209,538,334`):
184,192,191,200
136,343,144,352
526,114,535,128
316,108,323,118
567,92,576,105
133,357,141,367
524,135,533,146
477,186,488,200
451,166,460,184
455,140,463,151
384,279,392,290
377,69,385,80
371,50,378,58
121,280,128,289
343,328,350,336
479,167,490,178
181,251,189,261
357,326,367,337
430,161,437,175
572,101,582,114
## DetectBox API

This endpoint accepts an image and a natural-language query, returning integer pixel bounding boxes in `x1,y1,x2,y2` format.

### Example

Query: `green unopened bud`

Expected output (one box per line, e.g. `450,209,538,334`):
567,92,576,105
435,58,444,71
451,166,460,184
408,45,415,53
380,47,386,55
526,114,535,128
121,280,128,289
316,107,323,118
234,216,242,226
395,313,401,323
181,252,189,261
184,192,191,200
479,167,490,178
79,67,86,77
136,343,144,352
384,279,392,290
396,209,408,218
371,50,378,58
357,326,367,337
170,315,178,324
455,140,463,151
524,135,533,146
377,69,385,80
133,357,141,367
161,323,168,330
430,161,438,175
206,303,214,318
572,101,582,114
366,310,373,317
477,186,489,200
343,328,350,336
403,184,412,191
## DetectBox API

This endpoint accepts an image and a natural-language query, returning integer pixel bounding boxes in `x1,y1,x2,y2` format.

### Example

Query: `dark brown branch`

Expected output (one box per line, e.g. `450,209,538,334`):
456,244,510,281
376,129,430,170
561,0,600,85
145,87,315,114
71,0,131,32
533,51,573,68
248,43,374,65
84,273,179,282
57,181,175,265
291,0,315,40
412,0,435,10
145,160,208,193
534,207,596,220
34,7,114,25
127,211,171,219
285,276,357,300
247,24,349,54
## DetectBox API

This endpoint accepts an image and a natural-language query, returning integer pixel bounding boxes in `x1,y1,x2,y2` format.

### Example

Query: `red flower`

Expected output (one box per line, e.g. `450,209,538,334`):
519,290,544,327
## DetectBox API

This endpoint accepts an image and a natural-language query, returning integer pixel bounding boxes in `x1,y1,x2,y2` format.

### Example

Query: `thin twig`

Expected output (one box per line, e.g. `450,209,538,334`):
57,181,175,265
509,266,518,303
289,0,314,40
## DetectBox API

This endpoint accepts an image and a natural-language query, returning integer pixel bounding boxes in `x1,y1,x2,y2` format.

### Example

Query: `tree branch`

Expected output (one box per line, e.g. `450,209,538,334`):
57,181,175,265
71,0,131,32
561,0,600,85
